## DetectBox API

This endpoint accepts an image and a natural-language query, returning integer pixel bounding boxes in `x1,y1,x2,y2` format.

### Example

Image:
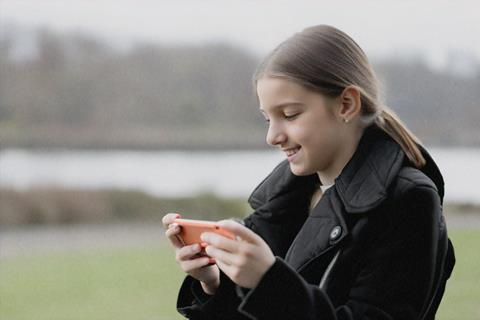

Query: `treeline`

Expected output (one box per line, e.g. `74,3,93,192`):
1,27,479,149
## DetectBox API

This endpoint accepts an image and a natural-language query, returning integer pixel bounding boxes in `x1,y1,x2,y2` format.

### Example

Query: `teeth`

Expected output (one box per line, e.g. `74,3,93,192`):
286,147,300,156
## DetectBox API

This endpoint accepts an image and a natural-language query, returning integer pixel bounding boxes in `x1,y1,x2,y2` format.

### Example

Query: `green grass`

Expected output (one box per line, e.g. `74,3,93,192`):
0,229,478,320
436,229,480,320
0,243,186,320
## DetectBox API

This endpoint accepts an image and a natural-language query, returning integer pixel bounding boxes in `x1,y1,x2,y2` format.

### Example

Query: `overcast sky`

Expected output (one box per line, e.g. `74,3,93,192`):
2,0,480,72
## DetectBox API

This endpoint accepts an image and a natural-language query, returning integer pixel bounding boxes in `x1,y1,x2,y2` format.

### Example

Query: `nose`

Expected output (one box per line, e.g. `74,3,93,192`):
266,122,287,146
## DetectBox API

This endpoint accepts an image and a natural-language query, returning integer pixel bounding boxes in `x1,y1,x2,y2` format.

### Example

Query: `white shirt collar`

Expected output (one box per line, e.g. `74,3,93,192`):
320,184,334,193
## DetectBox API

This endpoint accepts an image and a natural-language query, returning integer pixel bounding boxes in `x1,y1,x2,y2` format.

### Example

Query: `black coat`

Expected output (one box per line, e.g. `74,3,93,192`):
176,125,456,320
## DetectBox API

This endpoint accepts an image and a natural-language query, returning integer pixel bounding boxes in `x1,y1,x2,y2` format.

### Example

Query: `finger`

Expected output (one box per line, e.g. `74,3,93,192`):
180,256,213,273
162,212,182,229
205,245,238,265
177,243,203,261
215,258,234,278
217,220,261,244
165,224,184,248
200,231,240,253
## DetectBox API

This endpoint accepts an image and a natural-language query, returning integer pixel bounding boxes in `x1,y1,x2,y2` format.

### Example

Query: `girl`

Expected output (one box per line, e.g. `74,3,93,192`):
163,25,455,319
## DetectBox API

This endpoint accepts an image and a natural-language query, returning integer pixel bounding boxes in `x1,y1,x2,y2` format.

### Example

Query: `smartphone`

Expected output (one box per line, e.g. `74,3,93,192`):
173,218,236,247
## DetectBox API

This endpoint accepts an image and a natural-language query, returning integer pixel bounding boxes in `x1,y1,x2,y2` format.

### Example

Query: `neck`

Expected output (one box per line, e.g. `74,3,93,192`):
317,128,363,186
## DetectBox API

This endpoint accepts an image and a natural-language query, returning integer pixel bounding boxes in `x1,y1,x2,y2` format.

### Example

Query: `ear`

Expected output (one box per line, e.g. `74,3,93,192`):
337,86,362,122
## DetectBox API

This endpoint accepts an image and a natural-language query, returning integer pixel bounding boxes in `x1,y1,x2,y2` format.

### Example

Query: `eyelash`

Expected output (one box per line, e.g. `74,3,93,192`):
285,114,299,120
263,113,299,123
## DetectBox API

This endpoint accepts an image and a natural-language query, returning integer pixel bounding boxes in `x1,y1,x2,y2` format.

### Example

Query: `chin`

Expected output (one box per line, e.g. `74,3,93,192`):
289,164,314,176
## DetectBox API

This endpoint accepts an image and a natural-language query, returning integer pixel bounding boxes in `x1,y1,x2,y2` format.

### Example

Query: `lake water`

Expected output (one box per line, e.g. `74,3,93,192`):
0,148,478,204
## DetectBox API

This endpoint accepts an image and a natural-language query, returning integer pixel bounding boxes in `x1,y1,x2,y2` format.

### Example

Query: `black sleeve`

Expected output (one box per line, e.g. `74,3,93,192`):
233,185,442,320
176,268,253,320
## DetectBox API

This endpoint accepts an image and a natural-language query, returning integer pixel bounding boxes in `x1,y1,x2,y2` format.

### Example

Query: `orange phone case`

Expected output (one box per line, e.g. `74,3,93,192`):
173,218,235,246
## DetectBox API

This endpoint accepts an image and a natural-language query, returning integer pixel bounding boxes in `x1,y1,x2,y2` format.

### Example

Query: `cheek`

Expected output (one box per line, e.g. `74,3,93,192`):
298,120,336,149
304,126,340,163
308,136,335,160
291,110,340,152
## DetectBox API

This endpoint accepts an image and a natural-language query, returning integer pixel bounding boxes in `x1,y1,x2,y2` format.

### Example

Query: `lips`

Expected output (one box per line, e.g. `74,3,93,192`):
285,147,300,156
283,146,301,161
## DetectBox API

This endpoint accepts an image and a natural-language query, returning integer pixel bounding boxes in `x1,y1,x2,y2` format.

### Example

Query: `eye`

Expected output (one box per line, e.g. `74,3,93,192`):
284,113,299,120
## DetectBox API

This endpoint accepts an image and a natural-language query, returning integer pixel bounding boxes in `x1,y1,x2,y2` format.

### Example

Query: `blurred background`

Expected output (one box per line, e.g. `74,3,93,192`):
1,0,479,319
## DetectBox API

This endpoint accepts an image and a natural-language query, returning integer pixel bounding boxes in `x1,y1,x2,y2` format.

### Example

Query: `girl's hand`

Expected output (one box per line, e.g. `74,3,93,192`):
162,213,220,291
200,219,275,289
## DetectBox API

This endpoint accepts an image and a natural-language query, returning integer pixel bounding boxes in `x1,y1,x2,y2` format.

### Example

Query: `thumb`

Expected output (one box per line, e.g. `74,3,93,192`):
217,220,261,244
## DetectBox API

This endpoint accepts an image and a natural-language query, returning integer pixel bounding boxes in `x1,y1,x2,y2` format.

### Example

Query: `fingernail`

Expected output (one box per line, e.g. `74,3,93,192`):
175,214,181,219
200,242,208,248
209,258,216,264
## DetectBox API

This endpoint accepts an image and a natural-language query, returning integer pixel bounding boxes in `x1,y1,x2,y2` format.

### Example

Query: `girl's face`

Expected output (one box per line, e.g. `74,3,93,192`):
257,76,347,177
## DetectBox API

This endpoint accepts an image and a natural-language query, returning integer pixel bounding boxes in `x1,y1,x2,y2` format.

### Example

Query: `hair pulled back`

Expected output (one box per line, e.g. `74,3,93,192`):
253,25,425,168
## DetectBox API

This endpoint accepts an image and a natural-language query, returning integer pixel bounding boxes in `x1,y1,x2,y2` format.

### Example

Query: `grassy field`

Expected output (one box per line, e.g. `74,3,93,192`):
0,242,186,320
0,229,478,320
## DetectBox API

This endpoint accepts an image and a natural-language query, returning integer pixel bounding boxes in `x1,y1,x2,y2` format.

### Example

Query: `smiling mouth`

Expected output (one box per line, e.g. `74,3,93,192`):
285,146,301,157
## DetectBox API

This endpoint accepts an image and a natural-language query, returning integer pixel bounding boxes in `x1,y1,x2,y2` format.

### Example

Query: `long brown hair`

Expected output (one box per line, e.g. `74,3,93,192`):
252,25,426,168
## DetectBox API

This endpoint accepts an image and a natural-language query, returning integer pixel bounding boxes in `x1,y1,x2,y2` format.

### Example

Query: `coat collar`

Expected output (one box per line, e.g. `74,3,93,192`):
334,124,444,212
334,124,405,213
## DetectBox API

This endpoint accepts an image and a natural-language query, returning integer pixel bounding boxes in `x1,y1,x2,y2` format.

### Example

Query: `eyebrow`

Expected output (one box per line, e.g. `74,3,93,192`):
259,102,304,112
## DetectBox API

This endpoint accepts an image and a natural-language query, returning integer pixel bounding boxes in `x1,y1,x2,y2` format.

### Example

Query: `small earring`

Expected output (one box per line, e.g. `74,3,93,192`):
343,118,349,123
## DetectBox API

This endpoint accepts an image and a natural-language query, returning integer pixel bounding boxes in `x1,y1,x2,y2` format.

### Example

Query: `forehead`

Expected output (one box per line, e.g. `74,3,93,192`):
256,76,322,112
257,77,309,103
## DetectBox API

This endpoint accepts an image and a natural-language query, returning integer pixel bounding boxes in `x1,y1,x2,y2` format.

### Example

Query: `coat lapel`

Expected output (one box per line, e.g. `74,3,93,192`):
284,186,349,272
284,125,406,272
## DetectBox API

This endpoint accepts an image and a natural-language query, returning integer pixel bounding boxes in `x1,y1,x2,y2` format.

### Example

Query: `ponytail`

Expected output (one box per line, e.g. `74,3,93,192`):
374,107,426,168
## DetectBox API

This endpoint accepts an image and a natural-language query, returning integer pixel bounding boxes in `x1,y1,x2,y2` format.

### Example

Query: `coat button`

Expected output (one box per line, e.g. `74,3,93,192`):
330,226,342,241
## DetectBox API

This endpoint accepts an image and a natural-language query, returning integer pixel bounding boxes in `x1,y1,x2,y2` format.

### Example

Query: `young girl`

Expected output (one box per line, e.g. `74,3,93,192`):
162,25,455,320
